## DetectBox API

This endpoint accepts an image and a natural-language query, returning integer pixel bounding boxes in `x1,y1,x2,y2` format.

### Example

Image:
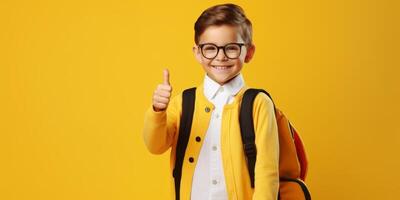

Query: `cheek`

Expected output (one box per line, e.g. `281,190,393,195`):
234,62,244,70
240,50,248,60
234,56,245,66
200,57,212,66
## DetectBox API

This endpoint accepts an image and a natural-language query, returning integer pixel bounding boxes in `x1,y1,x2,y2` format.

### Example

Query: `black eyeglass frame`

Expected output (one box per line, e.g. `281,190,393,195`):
198,42,246,59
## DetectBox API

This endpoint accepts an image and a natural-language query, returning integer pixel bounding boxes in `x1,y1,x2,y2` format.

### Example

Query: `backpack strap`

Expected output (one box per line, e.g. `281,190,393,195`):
240,89,312,200
280,177,312,200
239,88,274,188
172,87,196,200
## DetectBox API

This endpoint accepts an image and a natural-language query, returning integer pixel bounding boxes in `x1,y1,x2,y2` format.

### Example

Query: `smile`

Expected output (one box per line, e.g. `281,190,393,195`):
211,65,233,70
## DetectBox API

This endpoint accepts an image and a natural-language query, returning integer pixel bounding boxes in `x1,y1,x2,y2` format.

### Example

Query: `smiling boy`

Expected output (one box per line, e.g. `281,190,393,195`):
143,3,279,200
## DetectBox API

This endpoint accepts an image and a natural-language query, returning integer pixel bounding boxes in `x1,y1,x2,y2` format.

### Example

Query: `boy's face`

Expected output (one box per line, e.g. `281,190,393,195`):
193,25,255,85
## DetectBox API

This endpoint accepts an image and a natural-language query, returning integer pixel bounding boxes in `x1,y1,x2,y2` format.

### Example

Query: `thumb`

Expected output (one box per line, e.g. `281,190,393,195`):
163,68,170,85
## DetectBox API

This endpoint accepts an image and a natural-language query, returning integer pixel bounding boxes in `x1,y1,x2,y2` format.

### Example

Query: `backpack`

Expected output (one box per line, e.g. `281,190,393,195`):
173,87,311,200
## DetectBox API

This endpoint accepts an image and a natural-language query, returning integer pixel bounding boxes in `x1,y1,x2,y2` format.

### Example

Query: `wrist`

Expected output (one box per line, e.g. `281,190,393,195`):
153,105,165,112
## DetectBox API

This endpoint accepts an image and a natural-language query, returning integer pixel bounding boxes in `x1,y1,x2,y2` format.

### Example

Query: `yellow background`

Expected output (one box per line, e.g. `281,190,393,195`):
1,0,399,199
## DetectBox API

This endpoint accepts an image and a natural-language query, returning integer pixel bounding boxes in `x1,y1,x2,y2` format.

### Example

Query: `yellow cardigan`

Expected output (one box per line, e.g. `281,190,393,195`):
143,84,279,200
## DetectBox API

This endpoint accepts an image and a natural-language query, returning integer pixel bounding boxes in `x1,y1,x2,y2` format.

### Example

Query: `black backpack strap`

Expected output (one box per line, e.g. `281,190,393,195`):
172,87,196,200
280,177,312,200
239,88,274,188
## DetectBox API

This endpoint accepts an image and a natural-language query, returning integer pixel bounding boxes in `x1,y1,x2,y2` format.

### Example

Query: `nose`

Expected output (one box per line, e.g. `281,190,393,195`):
215,48,228,61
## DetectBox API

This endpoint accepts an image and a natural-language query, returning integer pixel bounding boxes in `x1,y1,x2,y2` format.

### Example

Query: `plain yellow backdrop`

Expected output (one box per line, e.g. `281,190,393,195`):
1,0,399,199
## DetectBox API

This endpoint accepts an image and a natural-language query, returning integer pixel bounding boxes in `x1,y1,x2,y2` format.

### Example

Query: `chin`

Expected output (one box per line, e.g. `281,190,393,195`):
216,77,230,85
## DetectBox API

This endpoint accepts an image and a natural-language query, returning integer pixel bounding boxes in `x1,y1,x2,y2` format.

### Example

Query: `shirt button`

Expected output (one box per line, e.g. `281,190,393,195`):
219,87,224,92
205,107,211,113
189,157,194,163
215,113,219,118
212,146,217,151
195,136,201,142
212,180,218,185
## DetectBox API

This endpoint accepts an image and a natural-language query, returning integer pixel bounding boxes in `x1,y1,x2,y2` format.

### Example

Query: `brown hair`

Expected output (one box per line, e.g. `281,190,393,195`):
194,3,253,46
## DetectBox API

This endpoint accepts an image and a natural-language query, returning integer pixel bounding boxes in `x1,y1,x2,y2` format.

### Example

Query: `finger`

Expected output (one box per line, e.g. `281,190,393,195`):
155,96,170,104
157,84,172,92
155,90,171,98
163,68,170,85
153,92,170,102
153,102,167,110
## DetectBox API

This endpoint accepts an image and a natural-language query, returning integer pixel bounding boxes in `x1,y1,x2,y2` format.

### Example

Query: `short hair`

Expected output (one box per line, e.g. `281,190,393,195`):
194,3,253,46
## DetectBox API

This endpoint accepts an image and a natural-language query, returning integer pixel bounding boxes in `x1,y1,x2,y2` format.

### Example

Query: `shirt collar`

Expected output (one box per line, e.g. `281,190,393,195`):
203,73,245,100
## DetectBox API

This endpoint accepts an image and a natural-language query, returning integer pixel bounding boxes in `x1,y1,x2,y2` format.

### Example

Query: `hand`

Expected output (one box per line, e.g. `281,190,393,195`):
152,69,172,112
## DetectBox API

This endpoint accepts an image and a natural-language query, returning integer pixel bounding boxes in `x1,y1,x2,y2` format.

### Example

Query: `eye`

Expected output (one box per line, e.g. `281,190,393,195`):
203,45,217,51
225,44,240,51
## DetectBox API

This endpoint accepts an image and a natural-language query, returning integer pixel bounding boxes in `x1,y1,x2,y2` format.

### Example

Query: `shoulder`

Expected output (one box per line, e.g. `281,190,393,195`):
166,91,183,114
251,90,275,114
171,91,183,103
254,91,273,104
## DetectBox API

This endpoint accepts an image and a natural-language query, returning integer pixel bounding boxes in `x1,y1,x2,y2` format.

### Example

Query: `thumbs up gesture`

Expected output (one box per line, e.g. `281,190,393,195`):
152,69,173,112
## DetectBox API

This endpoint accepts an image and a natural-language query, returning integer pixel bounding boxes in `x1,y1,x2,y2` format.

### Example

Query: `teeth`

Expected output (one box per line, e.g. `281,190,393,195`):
212,65,231,70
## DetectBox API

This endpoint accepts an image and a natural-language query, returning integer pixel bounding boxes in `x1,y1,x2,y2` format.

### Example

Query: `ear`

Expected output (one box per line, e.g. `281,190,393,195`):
193,45,202,63
244,44,256,63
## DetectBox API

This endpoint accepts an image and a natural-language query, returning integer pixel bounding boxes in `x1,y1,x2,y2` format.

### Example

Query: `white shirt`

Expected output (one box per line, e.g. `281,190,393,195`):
191,74,245,200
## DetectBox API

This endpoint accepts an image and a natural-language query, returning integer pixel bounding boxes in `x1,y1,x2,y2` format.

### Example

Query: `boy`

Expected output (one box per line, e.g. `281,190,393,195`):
143,3,279,200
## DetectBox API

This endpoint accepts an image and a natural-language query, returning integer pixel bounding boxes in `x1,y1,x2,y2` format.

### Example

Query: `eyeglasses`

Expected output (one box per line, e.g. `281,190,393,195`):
198,43,245,59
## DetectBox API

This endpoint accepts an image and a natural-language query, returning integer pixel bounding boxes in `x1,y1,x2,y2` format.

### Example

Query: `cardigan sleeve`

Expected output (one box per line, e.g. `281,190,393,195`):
143,93,181,154
252,93,280,200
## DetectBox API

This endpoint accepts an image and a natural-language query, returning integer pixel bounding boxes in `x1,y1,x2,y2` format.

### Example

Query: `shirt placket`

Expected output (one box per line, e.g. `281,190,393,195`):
209,88,228,200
